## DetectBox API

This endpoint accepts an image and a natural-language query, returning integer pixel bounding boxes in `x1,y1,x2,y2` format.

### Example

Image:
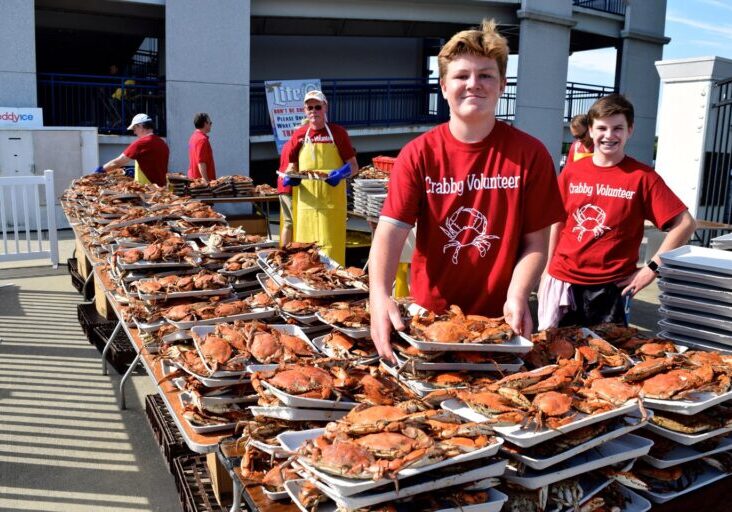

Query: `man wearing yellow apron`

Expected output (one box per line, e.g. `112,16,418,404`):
283,91,358,265
94,113,170,187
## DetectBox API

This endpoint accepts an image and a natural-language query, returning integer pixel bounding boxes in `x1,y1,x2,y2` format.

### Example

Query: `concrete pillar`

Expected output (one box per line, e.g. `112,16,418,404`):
0,0,37,107
165,0,250,174
617,0,669,165
514,0,574,168
655,57,732,217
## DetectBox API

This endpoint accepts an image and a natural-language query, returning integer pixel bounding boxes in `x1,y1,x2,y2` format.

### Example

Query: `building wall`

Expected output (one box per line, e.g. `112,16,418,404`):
166,0,251,175
0,0,37,107
251,36,423,80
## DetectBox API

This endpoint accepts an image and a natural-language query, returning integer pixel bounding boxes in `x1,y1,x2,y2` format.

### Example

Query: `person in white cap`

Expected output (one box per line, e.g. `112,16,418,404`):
282,90,358,264
95,113,170,187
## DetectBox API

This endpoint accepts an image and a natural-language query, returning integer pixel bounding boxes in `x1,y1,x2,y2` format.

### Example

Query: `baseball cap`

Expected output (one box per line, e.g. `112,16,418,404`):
303,90,327,104
127,113,152,130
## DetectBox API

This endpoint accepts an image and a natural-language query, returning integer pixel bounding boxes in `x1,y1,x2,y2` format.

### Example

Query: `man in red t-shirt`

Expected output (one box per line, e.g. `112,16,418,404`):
96,113,169,187
369,20,564,362
539,94,696,328
188,112,216,182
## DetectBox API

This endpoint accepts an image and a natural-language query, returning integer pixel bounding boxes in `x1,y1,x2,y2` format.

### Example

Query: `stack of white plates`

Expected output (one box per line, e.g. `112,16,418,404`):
712,233,732,250
657,245,732,352
352,179,387,217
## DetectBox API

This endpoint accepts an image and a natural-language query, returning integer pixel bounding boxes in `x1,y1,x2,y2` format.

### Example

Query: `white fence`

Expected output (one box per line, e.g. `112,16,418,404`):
0,169,59,268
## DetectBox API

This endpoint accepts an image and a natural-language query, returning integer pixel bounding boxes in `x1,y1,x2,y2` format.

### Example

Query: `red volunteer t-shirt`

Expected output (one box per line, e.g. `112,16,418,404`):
187,130,216,180
381,122,564,316
277,139,293,194
285,123,356,166
549,156,687,285
123,134,169,187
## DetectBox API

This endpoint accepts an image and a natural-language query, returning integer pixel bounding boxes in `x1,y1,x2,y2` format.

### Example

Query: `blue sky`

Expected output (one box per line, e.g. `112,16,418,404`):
505,0,732,86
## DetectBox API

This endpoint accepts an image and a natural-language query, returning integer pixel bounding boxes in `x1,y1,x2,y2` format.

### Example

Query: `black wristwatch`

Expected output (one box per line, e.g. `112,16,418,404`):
647,260,660,274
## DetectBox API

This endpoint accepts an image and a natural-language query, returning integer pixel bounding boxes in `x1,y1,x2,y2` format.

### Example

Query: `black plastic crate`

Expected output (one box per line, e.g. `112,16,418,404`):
173,454,225,512
68,257,86,295
144,394,192,473
93,323,137,374
76,303,115,346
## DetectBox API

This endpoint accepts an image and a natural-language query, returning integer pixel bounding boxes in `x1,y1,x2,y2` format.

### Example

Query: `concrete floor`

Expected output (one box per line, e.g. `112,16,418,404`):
0,231,181,512
0,229,663,511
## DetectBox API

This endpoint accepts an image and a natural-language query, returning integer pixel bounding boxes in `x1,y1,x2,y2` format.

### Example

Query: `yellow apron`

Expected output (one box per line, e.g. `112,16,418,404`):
134,162,151,185
293,124,347,265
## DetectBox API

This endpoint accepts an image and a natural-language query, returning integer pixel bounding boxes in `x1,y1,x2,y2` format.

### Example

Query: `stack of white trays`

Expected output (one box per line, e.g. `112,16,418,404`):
352,179,387,217
656,245,732,352
712,233,732,250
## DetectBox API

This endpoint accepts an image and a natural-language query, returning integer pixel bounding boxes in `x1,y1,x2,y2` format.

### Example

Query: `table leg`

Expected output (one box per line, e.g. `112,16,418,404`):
102,320,122,375
229,478,243,512
82,272,94,299
265,200,272,239
119,352,142,410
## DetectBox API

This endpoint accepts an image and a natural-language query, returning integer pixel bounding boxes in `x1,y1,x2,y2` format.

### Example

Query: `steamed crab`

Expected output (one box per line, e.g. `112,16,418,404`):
409,304,513,344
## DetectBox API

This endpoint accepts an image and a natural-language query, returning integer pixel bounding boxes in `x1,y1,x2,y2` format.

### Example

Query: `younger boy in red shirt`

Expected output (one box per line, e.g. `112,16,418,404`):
539,94,696,328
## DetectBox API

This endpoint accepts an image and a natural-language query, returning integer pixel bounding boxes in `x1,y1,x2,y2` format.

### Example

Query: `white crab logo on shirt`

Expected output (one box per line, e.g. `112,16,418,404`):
440,207,499,264
572,203,611,242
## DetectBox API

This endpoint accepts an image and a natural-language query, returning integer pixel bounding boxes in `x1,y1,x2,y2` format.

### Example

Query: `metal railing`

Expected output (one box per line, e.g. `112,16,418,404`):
572,0,626,16
38,74,614,137
251,78,615,134
0,170,59,268
37,73,166,135
700,76,732,229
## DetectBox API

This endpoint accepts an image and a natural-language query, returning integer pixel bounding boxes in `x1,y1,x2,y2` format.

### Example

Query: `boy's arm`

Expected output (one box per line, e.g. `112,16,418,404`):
620,211,696,296
368,220,411,363
504,225,551,337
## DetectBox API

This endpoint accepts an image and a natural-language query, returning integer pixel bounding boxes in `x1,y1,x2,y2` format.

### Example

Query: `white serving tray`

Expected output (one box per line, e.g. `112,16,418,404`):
262,487,290,501
379,361,467,397
315,311,370,339
311,334,379,362
659,293,732,319
393,352,524,373
504,411,649,470
643,384,732,416
658,330,732,355
637,464,729,504
642,434,732,469
658,318,732,346
137,284,233,302
398,330,532,354
309,477,508,512
248,439,289,458
179,393,241,433
278,428,504,496
659,265,732,291
166,306,277,330
171,358,250,388
191,323,315,377
660,245,732,276
250,406,348,422
644,421,732,445
443,398,641,448
132,317,167,332
503,434,653,489
601,485,651,512
218,265,261,278
658,279,732,304
279,310,322,325
260,381,358,410
285,479,337,512
659,306,732,333
180,214,226,223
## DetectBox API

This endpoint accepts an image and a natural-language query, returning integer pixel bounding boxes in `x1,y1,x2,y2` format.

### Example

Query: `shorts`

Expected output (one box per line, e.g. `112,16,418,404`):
558,282,627,327
279,193,293,229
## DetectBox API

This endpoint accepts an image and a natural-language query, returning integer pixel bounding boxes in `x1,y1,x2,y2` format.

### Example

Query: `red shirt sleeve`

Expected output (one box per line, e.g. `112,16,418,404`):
330,125,356,162
380,142,423,227
286,126,306,164
643,173,688,230
123,138,142,160
566,142,576,164
521,148,564,234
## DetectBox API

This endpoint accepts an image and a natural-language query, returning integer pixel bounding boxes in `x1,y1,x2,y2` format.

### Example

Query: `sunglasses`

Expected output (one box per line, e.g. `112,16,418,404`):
306,105,323,111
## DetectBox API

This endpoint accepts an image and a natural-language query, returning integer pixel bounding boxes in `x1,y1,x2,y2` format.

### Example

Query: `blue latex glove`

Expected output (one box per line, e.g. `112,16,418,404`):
123,167,135,178
325,163,351,187
93,165,104,174
282,177,302,187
